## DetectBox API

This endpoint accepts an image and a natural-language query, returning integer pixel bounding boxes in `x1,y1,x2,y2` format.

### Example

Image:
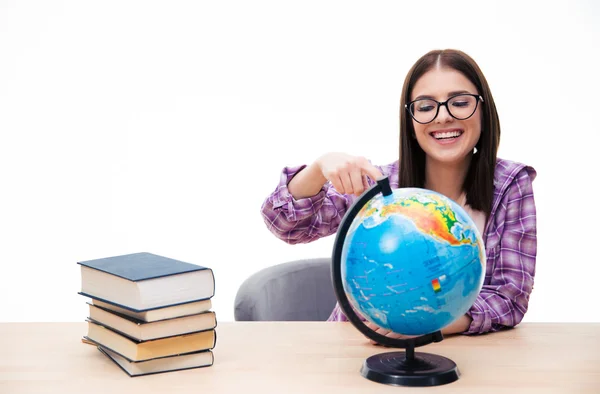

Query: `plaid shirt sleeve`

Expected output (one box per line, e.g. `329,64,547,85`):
259,165,353,244
465,166,537,335
260,162,394,245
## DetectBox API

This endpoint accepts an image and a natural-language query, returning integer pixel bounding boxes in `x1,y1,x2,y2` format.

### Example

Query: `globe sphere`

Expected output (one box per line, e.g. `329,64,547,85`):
341,187,485,336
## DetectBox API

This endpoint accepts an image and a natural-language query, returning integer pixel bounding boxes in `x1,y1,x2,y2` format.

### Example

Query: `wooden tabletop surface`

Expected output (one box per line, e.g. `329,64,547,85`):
1,322,599,393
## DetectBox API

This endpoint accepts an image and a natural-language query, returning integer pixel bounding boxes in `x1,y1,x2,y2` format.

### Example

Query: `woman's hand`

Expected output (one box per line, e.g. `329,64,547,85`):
364,321,418,345
363,316,473,345
316,153,383,197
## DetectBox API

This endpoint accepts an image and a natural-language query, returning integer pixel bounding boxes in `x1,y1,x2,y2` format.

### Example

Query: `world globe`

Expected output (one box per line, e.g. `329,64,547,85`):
331,176,486,387
341,184,486,336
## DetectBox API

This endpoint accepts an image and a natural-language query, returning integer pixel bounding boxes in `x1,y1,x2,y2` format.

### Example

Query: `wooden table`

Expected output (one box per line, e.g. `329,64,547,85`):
1,322,599,393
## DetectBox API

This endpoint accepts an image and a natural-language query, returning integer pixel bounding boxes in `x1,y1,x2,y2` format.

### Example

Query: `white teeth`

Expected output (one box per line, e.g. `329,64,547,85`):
432,131,463,139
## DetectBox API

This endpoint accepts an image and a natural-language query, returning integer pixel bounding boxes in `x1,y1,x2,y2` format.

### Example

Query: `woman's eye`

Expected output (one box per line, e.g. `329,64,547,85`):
452,101,469,107
417,105,435,112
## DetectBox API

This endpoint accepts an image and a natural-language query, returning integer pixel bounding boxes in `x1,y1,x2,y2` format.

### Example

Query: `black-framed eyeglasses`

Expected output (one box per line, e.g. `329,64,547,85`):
405,94,484,124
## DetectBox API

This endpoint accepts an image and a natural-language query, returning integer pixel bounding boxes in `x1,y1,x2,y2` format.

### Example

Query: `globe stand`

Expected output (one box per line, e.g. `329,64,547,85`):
331,176,460,387
360,339,459,387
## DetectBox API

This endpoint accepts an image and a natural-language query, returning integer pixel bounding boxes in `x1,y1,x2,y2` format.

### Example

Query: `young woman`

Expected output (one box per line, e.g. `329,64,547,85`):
260,49,537,338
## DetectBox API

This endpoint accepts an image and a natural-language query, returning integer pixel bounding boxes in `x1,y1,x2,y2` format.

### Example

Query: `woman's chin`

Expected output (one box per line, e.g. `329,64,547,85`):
425,147,473,165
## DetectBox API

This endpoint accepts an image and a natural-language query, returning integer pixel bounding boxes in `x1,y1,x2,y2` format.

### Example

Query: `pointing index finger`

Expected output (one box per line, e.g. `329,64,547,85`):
362,162,383,182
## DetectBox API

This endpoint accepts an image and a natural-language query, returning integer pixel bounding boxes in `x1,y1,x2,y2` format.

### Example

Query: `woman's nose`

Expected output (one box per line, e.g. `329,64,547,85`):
435,104,453,123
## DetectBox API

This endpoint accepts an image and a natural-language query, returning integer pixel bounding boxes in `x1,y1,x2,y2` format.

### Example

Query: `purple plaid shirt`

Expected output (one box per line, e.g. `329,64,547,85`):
260,158,537,335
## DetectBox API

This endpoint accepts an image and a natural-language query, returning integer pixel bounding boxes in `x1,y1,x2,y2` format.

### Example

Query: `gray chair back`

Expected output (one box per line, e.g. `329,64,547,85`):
234,258,337,321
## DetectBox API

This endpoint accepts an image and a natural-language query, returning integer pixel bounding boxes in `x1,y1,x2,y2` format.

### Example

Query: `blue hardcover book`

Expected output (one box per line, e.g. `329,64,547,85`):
78,252,215,312
84,319,216,362
98,347,214,377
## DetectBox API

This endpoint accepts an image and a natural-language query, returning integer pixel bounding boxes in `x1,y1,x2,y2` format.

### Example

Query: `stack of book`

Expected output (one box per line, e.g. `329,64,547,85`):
78,252,217,377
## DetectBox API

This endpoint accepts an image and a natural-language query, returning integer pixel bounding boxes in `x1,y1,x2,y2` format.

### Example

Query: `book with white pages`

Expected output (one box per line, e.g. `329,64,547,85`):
91,298,212,322
98,347,214,377
78,252,215,312
87,303,217,341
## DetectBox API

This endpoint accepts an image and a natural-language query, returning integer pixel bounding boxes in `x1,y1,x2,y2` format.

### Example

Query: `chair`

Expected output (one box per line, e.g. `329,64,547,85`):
234,258,338,321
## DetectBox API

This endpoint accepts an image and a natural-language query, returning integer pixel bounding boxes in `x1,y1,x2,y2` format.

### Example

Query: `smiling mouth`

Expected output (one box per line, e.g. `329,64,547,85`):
430,130,464,140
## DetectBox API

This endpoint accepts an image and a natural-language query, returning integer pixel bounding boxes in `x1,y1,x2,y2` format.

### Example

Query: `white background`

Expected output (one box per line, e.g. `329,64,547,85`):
1,0,598,323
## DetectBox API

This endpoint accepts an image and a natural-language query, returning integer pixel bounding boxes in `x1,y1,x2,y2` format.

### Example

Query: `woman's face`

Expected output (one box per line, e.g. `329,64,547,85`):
409,67,482,166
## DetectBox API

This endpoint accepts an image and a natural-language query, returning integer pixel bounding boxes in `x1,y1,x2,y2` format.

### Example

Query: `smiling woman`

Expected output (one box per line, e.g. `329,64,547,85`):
260,49,537,339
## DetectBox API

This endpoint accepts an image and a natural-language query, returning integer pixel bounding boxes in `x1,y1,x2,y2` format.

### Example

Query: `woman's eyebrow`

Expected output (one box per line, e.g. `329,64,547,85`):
448,90,471,96
412,90,473,101
413,94,436,100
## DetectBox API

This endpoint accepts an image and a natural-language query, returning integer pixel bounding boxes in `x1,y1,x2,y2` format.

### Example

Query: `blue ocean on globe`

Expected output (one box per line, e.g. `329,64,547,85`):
341,188,485,336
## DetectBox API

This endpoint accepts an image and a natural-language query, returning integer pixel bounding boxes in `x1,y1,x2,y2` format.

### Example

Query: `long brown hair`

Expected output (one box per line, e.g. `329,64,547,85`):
398,49,500,218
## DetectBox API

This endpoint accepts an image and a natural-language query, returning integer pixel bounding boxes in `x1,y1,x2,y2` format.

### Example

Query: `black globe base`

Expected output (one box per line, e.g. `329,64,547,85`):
361,351,460,387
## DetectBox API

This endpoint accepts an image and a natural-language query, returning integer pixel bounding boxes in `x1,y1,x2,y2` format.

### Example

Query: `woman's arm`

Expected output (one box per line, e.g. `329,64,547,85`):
464,166,537,334
260,164,352,244
442,315,473,335
260,154,384,245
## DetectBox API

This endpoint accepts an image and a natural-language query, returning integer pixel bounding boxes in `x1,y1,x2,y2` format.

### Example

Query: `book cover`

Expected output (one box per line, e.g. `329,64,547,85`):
78,252,215,311
89,301,216,324
98,347,214,377
87,303,218,341
84,320,217,362
77,252,211,281
81,292,214,313
91,298,213,321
